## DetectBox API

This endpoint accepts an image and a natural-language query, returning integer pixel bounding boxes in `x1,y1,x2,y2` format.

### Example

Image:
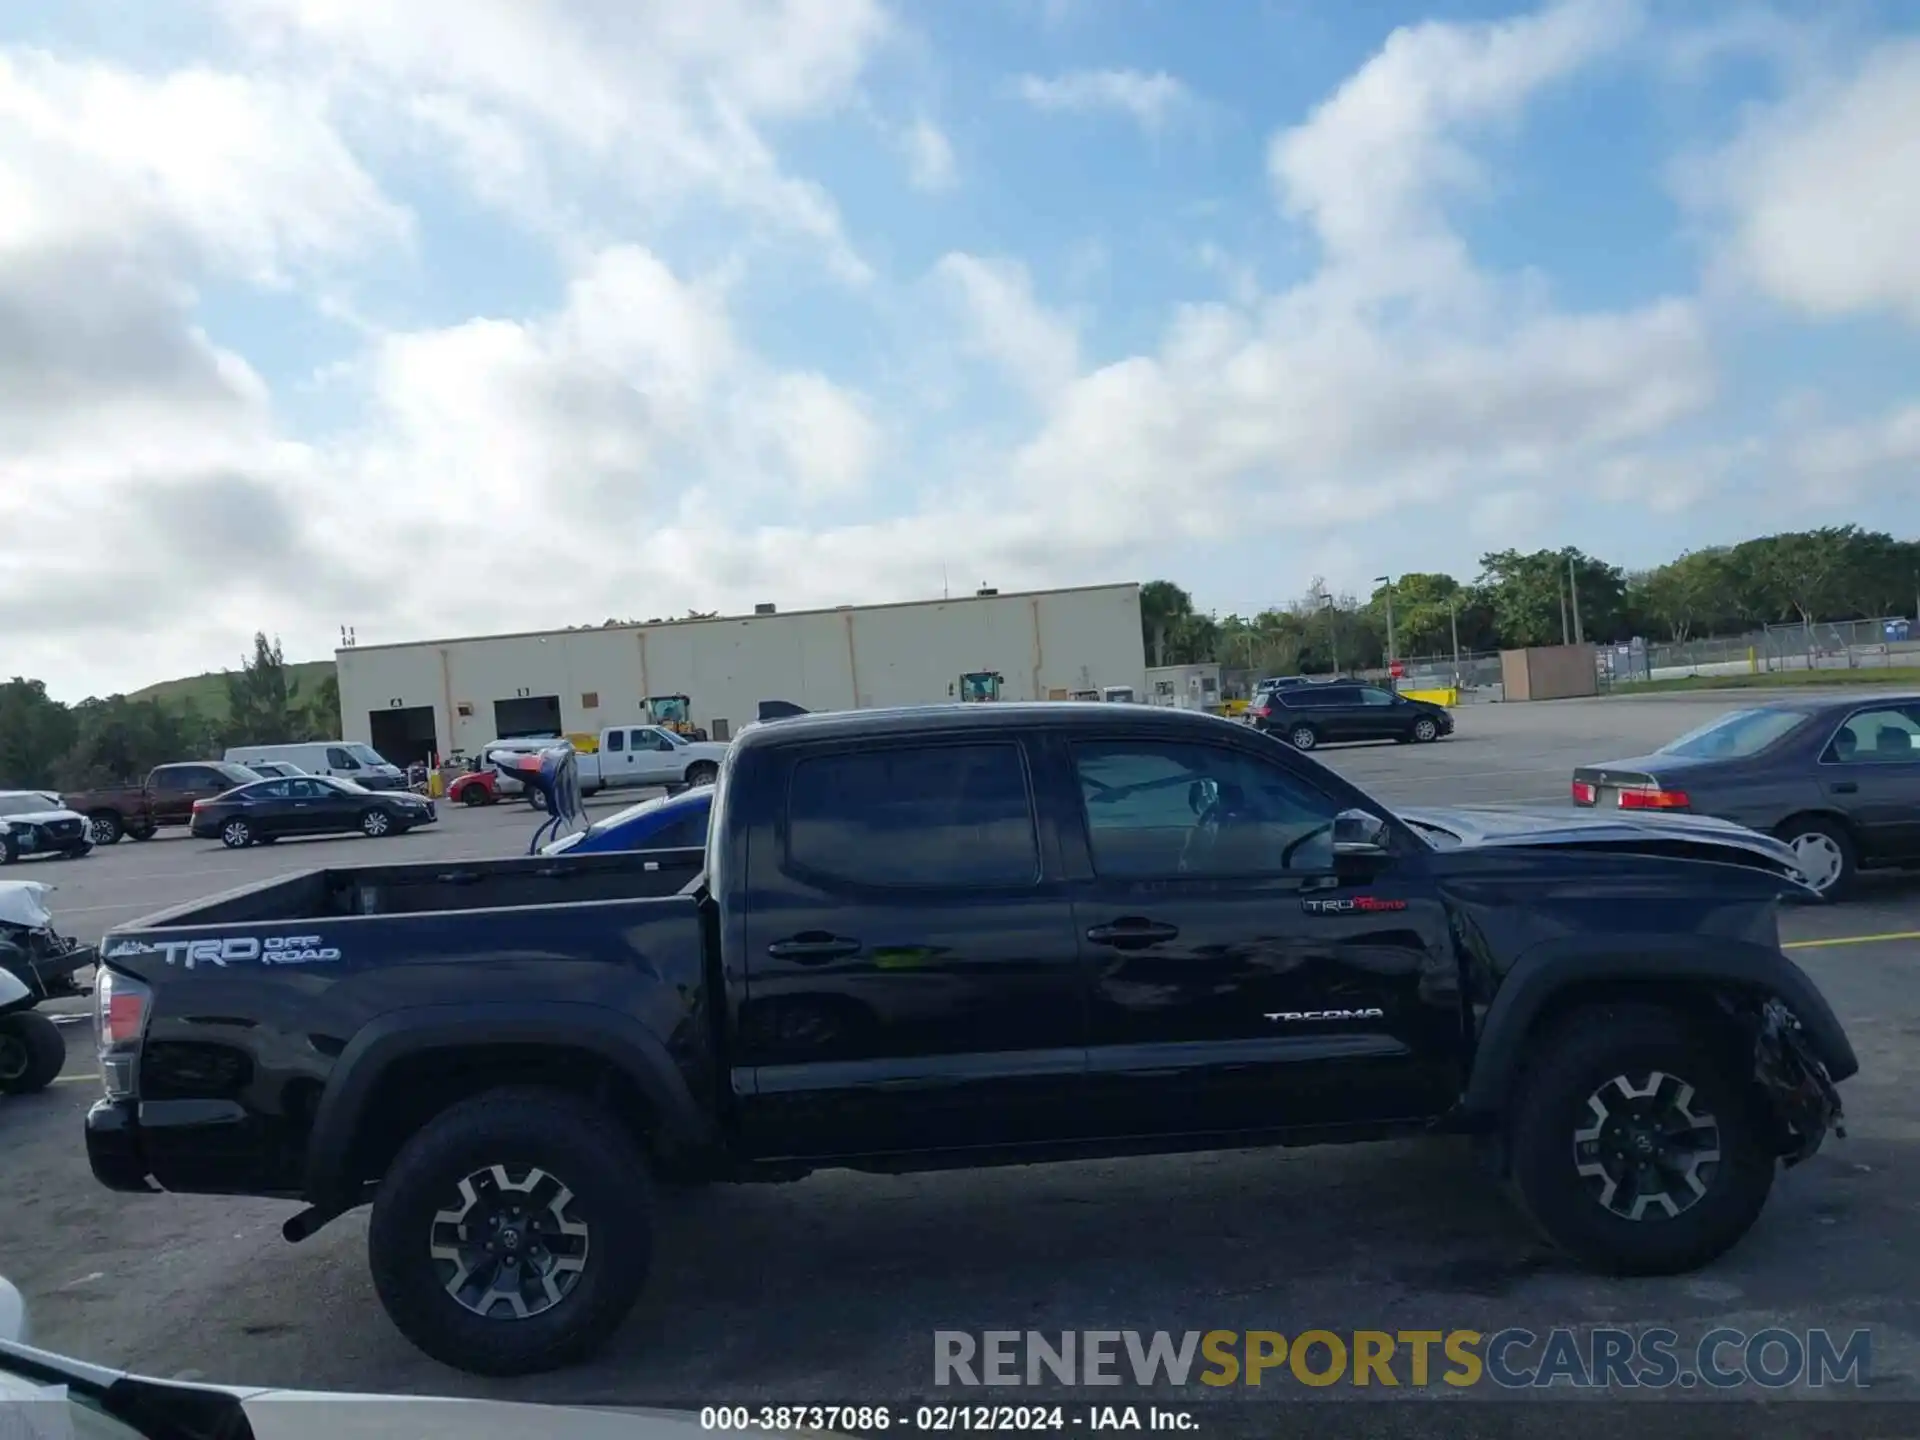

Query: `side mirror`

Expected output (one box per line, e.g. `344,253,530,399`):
1332,808,1391,857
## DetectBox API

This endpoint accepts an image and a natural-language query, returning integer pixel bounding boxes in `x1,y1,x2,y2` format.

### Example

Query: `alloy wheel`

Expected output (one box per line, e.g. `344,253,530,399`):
428,1164,590,1319
223,820,251,848
1787,832,1844,894
1290,726,1317,750
364,811,390,836
1414,718,1438,742
1572,1070,1721,1221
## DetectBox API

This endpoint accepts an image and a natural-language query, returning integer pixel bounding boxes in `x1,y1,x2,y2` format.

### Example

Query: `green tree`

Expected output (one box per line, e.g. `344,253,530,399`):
0,678,79,789
223,632,309,747
1140,580,1195,667
1475,548,1627,647
55,696,217,789
306,670,342,738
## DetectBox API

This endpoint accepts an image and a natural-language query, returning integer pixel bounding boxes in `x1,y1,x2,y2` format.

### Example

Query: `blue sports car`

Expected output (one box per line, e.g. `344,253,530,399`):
540,784,712,855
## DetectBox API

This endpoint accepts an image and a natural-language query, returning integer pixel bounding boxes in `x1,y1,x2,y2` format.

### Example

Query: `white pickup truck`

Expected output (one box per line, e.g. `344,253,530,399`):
519,724,729,805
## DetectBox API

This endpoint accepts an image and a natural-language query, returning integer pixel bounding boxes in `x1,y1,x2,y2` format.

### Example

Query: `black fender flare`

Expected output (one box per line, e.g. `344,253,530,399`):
302,1001,716,1207
1461,934,1859,1116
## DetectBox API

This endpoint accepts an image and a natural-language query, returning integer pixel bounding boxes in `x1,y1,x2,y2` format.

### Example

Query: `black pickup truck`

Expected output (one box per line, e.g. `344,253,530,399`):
85,703,1855,1378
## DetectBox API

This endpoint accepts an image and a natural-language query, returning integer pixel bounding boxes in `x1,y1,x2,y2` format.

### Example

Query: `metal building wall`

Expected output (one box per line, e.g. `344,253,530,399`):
337,583,1145,759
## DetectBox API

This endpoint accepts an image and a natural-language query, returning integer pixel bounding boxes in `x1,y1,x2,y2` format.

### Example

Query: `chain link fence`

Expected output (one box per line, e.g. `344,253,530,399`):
1642,617,1918,681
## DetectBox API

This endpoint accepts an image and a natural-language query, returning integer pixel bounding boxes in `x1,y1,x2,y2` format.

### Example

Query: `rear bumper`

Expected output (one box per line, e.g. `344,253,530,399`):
85,1099,159,1193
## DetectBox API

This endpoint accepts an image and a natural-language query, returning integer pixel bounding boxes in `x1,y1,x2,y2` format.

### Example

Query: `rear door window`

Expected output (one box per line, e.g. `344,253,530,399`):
1827,707,1920,763
786,743,1039,887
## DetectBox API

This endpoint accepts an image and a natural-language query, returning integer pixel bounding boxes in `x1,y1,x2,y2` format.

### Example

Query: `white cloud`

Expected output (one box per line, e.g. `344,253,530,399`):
934,253,1081,403
1014,69,1192,133
1683,36,1920,324
1269,0,1641,295
897,117,957,191
218,0,887,279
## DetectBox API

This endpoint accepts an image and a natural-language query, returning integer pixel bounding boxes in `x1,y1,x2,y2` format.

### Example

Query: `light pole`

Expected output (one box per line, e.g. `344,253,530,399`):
1320,592,1340,676
1450,597,1461,687
1375,574,1395,676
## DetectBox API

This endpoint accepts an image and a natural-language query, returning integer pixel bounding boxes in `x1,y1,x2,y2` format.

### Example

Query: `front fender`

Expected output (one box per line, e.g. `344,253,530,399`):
302,1001,716,1208
1461,932,1858,1117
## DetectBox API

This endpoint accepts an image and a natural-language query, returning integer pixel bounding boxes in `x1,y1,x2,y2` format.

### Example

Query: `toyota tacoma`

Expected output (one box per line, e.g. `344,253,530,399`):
84,703,1853,1377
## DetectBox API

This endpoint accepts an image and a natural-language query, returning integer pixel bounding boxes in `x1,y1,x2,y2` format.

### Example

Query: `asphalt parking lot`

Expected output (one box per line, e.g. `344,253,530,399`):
5,693,1920,1430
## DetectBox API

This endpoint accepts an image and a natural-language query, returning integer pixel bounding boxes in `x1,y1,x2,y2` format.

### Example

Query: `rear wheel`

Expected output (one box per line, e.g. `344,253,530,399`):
221,818,254,849
1775,816,1854,902
367,1087,653,1377
684,761,717,787
361,808,393,838
88,812,122,846
0,1011,67,1094
1507,1005,1774,1275
1287,723,1319,751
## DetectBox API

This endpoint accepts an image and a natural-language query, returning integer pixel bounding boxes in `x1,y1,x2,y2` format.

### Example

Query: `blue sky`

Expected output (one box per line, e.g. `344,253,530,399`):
2,0,1918,699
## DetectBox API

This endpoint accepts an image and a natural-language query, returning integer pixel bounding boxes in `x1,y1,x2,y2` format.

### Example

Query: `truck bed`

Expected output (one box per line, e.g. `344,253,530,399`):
119,846,708,930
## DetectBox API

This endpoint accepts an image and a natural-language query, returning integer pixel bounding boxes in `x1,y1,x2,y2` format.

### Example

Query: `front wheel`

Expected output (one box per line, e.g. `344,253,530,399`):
461,787,490,807
1507,1005,1774,1276
89,812,122,846
0,1011,67,1094
61,842,93,860
0,834,14,865
1287,723,1319,751
367,1087,654,1377
1412,716,1440,743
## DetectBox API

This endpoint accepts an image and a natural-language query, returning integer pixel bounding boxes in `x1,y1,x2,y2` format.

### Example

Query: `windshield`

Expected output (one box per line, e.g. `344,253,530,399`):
1657,708,1809,759
655,728,687,747
347,744,389,767
325,776,369,794
0,795,53,817
1401,815,1462,848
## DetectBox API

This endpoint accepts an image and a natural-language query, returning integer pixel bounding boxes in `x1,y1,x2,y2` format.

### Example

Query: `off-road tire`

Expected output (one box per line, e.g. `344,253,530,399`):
221,818,253,849
0,1011,67,1094
1507,1004,1774,1276
89,812,122,846
1287,723,1319,751
367,1087,654,1377
1774,815,1855,903
684,761,718,787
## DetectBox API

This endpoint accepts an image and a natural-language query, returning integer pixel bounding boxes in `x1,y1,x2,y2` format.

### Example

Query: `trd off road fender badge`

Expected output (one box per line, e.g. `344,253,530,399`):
103,935,342,969
1301,896,1408,915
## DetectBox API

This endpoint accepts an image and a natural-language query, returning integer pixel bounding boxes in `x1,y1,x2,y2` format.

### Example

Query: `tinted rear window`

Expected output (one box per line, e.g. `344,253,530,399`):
1657,709,1809,759
786,743,1038,887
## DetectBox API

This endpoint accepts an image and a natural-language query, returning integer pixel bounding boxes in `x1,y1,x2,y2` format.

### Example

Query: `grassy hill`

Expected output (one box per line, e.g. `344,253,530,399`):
126,660,337,722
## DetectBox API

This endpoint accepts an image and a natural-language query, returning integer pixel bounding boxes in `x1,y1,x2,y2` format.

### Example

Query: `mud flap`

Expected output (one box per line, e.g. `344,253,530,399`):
1754,998,1846,1166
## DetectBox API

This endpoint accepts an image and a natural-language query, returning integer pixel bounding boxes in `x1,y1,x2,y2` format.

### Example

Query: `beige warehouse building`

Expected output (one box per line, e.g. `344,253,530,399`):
337,582,1148,764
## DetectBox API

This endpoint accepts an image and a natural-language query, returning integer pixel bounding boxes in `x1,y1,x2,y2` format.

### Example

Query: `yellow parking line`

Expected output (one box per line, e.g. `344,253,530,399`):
1784,929,1920,950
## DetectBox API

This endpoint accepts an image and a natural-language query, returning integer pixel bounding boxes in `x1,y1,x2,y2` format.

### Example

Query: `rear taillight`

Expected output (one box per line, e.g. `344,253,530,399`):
1618,786,1690,811
95,966,152,1099
1571,779,1597,805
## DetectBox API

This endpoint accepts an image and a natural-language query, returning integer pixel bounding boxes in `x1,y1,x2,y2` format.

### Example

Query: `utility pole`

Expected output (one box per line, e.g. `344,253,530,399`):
1321,592,1340,676
1568,552,1585,644
1450,598,1461,686
1559,578,1570,646
1375,574,1396,671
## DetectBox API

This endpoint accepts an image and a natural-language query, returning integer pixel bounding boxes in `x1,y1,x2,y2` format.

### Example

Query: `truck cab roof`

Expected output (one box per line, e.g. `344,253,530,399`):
734,701,1237,749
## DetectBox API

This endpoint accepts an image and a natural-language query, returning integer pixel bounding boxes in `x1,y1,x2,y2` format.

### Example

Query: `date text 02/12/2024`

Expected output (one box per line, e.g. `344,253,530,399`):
697,1405,1197,1432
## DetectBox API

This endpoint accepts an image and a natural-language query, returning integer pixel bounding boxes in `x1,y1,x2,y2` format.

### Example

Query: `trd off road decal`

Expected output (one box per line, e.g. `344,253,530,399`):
1301,896,1408,915
103,935,342,969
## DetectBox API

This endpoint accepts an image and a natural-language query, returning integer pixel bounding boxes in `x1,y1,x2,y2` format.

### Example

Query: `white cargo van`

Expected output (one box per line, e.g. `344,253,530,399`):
223,742,410,791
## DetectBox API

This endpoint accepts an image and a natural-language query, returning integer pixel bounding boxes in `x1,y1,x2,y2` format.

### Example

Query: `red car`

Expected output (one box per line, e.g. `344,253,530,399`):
446,769,499,807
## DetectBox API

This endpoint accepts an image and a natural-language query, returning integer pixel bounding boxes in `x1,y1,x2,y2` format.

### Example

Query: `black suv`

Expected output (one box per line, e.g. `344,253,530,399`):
1252,681,1453,751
